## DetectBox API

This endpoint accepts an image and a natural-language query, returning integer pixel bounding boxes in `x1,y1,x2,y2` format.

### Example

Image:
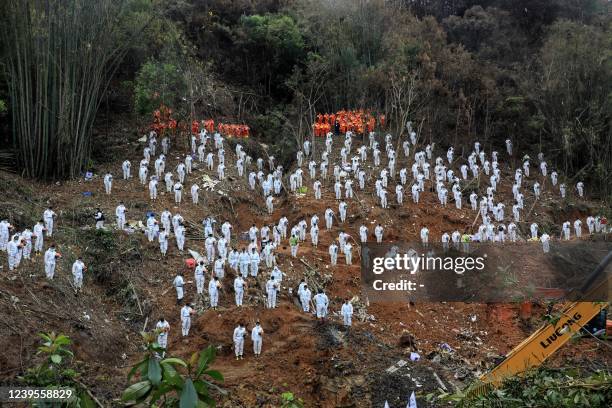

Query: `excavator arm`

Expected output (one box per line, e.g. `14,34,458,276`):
480,300,607,386
468,251,611,396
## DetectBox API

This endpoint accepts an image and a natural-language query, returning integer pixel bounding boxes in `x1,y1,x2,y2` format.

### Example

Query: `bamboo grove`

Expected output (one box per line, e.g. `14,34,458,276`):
0,0,141,179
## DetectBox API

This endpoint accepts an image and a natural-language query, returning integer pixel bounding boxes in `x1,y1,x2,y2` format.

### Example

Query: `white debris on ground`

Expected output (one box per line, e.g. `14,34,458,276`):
201,174,220,191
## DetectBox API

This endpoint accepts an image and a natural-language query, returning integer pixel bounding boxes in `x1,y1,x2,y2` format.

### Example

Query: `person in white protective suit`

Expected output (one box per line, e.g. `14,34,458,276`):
374,223,384,244
173,272,185,305
238,248,250,278
233,323,247,360
103,172,113,195
313,289,329,321
122,160,131,179
541,232,551,253
0,219,13,252
44,244,60,279
234,274,246,307
194,260,206,295
158,229,169,256
72,257,86,291
156,317,170,357
180,304,194,336
115,202,127,230
209,277,220,309
191,183,199,204
266,276,279,309
249,247,260,277
43,207,56,236
251,321,264,357
341,299,354,328
7,235,22,271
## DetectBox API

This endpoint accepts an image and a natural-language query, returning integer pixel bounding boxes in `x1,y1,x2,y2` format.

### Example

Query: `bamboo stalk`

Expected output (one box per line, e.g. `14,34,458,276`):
1,0,148,180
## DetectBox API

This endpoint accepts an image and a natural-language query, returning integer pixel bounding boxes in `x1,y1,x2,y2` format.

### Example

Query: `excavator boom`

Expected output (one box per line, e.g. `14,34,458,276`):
481,300,607,385
469,250,611,396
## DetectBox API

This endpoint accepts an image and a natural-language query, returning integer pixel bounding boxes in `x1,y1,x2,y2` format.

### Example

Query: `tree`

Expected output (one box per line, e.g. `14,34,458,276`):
22,332,77,387
0,0,146,179
21,332,97,407
286,52,330,152
234,14,305,97
134,60,188,116
526,20,612,198
443,6,528,64
122,331,225,407
381,25,425,139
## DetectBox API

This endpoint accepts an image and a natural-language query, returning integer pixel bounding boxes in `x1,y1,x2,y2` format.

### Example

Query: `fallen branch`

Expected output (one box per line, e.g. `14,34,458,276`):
75,380,104,408
129,281,144,316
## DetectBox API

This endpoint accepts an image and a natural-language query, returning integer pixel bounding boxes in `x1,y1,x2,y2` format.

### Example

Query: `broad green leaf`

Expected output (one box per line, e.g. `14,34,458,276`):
151,343,166,353
127,359,147,381
162,362,183,387
122,380,151,402
161,357,188,367
196,400,210,408
55,335,72,346
148,358,162,386
196,346,216,377
204,370,224,382
189,352,199,369
200,394,216,407
78,390,96,408
193,380,209,396
50,354,62,364
149,383,174,405
62,369,77,378
205,381,228,396
38,346,53,354
180,378,198,408
162,362,178,378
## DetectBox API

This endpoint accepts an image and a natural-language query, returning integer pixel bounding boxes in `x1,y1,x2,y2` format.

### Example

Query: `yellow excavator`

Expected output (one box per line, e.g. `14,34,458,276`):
468,250,611,396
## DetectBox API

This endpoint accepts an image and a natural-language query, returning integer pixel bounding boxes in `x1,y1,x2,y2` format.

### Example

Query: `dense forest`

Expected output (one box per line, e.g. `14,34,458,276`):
1,0,610,198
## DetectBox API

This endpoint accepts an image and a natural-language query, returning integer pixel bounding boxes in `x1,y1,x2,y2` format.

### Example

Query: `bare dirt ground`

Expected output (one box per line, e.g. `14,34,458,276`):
0,127,610,407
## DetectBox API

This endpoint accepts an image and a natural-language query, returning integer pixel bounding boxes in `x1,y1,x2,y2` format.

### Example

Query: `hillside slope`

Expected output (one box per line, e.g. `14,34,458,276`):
0,128,610,407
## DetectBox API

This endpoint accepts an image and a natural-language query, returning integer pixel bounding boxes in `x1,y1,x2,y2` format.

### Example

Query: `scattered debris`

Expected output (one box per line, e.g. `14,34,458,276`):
398,331,417,350
201,174,220,191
